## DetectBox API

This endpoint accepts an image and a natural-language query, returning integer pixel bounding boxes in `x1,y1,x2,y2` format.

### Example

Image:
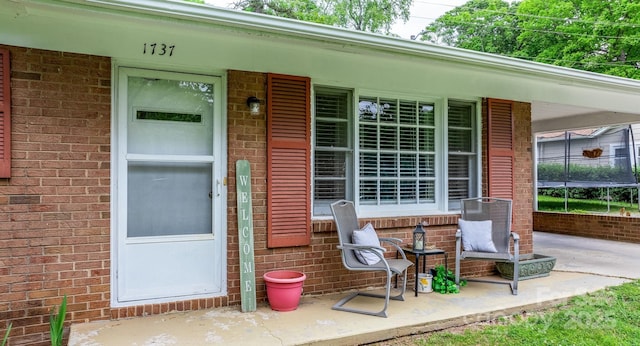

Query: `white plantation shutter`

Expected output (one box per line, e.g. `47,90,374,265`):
448,101,476,202
358,97,436,205
314,89,350,208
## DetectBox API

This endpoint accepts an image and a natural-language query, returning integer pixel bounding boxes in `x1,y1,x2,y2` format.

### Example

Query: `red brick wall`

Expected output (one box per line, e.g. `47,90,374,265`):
227,70,269,303
225,71,459,299
0,46,111,345
512,101,534,254
0,50,535,345
469,100,533,276
534,211,640,243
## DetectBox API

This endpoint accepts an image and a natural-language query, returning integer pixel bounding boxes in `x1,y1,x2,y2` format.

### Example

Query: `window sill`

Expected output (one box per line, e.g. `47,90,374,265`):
312,213,460,233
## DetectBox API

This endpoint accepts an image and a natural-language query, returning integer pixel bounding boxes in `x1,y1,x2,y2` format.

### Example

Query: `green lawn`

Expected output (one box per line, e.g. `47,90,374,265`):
537,195,639,215
413,280,640,345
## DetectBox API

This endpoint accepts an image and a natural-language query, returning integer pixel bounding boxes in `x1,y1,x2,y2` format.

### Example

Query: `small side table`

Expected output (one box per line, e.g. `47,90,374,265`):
398,247,448,297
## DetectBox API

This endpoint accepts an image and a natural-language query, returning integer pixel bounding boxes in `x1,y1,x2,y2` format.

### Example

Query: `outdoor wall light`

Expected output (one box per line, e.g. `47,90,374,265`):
246,96,261,115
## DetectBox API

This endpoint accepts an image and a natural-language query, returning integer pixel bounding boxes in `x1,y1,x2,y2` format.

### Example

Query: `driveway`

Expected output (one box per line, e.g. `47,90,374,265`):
534,231,640,279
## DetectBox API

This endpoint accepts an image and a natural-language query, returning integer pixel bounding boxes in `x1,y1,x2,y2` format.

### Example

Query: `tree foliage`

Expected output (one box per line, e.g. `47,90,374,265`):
233,0,412,34
422,0,640,79
233,0,336,25
422,0,519,54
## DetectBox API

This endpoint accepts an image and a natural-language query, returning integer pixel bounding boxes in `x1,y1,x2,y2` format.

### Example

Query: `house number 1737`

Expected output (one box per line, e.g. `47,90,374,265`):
143,43,175,57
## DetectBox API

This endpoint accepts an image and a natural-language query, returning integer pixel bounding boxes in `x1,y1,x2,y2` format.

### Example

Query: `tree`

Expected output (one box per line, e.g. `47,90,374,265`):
421,0,640,79
233,0,412,34
423,0,520,55
331,0,412,33
515,0,640,78
232,0,337,25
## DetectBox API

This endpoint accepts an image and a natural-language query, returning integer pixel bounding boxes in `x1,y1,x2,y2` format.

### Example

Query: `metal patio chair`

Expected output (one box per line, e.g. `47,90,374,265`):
454,197,520,295
330,200,413,318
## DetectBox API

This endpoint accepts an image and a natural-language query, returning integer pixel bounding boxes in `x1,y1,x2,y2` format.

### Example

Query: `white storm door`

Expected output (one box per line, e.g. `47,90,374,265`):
116,68,225,304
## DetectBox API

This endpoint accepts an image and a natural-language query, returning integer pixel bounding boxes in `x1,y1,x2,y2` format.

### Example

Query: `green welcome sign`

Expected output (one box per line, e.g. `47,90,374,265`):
236,160,256,312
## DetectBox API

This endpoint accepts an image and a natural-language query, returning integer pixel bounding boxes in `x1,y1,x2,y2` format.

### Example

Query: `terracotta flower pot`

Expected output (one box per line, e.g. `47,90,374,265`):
263,270,306,311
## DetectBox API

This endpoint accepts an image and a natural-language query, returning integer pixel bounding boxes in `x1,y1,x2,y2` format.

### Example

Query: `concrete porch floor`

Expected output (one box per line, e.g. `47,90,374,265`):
69,232,639,345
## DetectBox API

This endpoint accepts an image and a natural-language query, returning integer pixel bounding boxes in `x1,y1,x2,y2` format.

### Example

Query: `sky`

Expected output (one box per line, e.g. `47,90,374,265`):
203,0,469,39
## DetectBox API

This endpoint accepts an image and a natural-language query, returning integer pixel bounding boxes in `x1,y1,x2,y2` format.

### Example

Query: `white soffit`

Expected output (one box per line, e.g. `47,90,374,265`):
3,0,640,129
8,0,640,86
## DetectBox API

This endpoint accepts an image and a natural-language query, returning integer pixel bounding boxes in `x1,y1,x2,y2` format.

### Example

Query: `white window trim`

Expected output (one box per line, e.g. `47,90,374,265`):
354,89,443,217
311,85,482,218
610,143,630,167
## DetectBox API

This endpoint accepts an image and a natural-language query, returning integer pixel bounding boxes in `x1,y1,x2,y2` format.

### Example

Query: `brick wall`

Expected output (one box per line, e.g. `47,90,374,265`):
227,70,269,303
0,50,535,345
534,211,640,243
0,46,111,345
469,100,533,276
512,101,534,254
225,71,460,299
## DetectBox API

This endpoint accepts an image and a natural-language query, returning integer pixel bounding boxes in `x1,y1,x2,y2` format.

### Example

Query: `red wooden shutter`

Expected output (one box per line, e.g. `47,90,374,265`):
487,98,514,199
0,48,11,178
267,74,311,248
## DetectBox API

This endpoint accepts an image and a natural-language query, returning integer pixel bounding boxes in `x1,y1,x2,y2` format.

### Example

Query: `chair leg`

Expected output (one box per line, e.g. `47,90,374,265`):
511,245,519,295
332,270,402,318
389,270,407,301
332,291,388,318
454,237,462,287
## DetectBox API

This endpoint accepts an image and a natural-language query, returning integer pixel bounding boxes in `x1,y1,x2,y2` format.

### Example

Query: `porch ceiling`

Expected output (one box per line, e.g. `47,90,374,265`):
532,102,640,133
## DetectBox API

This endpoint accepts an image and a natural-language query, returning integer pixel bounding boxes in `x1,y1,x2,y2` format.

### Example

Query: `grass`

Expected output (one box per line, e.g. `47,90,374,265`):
49,295,67,346
537,195,638,215
410,280,640,345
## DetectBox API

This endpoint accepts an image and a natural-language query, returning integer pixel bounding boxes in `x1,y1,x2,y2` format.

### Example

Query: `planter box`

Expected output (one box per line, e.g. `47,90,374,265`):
495,254,556,281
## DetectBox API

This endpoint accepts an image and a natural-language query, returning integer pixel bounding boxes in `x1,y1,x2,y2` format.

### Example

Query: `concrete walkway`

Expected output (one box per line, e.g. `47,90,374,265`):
534,231,639,280
69,232,639,345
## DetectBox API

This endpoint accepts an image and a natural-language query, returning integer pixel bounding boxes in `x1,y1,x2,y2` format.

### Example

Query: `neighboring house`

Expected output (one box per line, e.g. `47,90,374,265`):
536,125,639,187
2,0,640,344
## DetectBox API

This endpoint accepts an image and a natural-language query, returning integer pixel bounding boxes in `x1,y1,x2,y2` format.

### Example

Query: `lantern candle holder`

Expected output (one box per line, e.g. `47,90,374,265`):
412,224,426,251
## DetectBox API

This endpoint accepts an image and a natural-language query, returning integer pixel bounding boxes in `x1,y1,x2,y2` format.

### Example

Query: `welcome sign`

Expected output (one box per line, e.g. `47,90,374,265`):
236,160,256,312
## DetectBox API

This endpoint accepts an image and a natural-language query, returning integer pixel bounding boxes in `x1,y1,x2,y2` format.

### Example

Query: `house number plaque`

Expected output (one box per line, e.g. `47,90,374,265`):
236,160,257,312
142,42,175,56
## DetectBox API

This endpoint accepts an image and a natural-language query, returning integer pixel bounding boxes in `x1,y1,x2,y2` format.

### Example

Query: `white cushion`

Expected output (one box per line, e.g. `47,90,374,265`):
459,219,498,253
352,223,383,265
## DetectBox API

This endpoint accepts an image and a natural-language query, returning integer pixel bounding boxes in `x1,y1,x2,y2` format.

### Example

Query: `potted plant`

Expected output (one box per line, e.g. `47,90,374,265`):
431,265,466,294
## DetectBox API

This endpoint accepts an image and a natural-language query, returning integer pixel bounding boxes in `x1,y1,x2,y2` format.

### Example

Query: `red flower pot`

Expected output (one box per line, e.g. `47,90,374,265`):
263,270,306,311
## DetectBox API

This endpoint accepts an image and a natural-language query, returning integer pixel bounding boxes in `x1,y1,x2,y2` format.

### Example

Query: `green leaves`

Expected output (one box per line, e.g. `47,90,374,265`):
1,323,11,346
432,265,466,294
234,0,412,34
49,295,67,346
423,0,518,53
422,0,640,79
